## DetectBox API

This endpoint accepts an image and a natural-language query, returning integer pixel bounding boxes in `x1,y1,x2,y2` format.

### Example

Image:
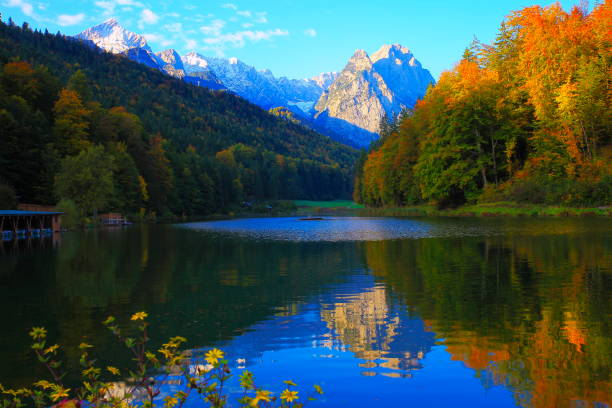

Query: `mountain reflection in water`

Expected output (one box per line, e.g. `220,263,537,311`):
0,217,610,407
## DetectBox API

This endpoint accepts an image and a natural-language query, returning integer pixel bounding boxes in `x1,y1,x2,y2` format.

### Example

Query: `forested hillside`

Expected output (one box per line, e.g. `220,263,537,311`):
0,20,357,217
355,2,611,208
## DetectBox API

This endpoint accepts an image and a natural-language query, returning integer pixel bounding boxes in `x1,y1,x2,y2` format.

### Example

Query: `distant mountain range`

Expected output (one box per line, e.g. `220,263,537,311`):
76,19,435,147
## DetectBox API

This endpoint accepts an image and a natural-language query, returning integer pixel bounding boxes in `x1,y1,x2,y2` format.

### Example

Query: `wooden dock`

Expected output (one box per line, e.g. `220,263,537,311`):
0,210,63,240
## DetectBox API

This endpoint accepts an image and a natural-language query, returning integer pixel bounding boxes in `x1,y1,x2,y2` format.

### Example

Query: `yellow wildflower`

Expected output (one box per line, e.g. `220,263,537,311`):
107,366,120,376
29,327,47,339
163,395,178,408
50,386,70,401
44,344,60,355
249,389,273,407
130,311,148,321
280,389,298,403
255,390,272,402
204,348,224,365
33,380,53,390
82,367,101,377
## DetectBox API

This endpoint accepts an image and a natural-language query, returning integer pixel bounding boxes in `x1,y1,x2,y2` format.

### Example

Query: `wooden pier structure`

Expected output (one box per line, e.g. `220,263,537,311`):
0,210,63,240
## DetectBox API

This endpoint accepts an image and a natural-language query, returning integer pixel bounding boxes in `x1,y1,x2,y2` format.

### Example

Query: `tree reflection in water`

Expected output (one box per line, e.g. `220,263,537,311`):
1,218,610,407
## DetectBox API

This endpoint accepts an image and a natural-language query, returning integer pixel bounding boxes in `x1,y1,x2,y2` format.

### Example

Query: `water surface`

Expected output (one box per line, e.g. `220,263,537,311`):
1,217,610,407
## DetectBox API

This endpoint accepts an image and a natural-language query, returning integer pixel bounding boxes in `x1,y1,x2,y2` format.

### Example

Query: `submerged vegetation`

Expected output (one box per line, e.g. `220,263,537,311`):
0,313,323,408
354,2,611,209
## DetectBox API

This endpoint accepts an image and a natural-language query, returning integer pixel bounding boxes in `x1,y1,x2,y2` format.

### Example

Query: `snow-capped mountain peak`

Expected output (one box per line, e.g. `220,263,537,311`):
76,19,150,54
75,20,436,148
183,52,209,69
103,17,119,26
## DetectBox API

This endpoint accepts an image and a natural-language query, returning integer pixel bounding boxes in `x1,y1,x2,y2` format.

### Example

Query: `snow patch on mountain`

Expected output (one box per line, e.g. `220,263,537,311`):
75,20,436,148
76,18,151,54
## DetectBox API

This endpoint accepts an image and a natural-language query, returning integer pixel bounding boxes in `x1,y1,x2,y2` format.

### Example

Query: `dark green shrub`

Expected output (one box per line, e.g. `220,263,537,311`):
0,183,17,209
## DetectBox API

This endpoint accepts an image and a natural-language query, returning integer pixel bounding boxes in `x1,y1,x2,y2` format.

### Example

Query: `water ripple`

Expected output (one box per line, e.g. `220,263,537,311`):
180,217,433,242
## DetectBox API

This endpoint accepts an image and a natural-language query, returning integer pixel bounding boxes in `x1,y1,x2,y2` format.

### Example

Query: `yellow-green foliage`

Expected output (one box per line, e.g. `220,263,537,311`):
355,2,611,209
0,313,323,408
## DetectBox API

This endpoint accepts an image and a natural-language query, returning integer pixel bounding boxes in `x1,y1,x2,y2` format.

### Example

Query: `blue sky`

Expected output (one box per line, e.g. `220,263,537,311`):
1,0,586,80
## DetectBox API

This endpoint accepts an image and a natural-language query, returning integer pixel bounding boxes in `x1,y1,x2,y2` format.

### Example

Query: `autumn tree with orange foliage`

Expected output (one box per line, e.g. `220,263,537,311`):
356,1,611,208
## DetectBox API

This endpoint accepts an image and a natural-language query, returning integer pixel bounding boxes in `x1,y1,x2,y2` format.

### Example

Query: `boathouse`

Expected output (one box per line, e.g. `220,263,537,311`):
99,212,127,225
0,210,63,240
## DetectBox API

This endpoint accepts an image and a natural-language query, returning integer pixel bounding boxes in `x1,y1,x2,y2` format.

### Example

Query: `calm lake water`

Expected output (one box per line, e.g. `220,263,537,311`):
1,216,611,407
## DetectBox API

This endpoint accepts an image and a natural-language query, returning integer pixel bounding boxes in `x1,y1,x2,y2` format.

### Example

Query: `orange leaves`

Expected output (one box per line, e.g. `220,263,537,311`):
54,89,90,118
53,89,92,156
502,1,611,173
589,0,612,46
2,61,35,77
430,60,501,113
455,60,499,91
358,1,610,208
506,1,601,123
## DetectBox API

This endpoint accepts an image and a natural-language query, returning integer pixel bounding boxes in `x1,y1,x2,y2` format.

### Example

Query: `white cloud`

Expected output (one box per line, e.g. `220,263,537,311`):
185,38,197,49
200,19,225,36
143,33,162,42
164,22,182,32
140,9,159,24
116,0,143,5
94,1,115,15
304,28,316,37
94,0,144,16
203,28,288,48
254,12,267,24
3,0,35,17
242,22,253,28
57,13,85,26
221,4,267,25
144,33,174,47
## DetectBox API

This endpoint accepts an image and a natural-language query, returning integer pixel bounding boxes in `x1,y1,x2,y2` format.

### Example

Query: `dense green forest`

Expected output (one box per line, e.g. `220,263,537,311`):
0,19,358,218
355,2,611,208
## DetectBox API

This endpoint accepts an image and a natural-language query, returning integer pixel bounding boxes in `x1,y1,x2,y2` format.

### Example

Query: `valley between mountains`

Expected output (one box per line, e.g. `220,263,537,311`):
76,18,435,148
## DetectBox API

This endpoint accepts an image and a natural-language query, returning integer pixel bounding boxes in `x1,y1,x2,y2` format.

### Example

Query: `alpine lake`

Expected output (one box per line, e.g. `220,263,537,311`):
1,216,611,408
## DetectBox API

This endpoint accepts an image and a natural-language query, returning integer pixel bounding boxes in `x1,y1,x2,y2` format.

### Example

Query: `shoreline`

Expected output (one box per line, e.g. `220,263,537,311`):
293,201,611,218
355,203,611,218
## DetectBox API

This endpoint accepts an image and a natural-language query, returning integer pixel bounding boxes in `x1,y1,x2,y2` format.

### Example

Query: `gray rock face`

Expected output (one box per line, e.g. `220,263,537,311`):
314,44,435,147
154,49,186,79
182,52,225,89
76,20,435,148
124,47,159,69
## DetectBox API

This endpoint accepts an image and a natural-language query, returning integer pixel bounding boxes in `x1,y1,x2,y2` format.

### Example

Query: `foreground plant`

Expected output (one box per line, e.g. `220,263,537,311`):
0,312,323,408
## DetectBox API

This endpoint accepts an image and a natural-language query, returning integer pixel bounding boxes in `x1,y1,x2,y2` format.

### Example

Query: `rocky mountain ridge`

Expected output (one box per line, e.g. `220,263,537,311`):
313,44,435,146
75,19,434,147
